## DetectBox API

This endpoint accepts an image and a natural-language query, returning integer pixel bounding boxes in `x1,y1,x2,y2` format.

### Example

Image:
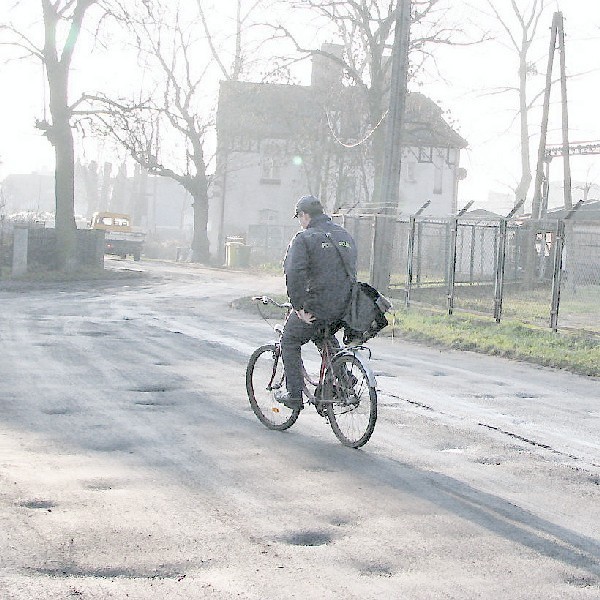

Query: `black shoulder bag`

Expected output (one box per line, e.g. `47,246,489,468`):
323,231,392,344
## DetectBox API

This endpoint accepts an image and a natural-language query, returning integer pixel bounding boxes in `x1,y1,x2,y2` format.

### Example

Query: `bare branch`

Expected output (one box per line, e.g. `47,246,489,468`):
195,0,230,80
0,24,44,60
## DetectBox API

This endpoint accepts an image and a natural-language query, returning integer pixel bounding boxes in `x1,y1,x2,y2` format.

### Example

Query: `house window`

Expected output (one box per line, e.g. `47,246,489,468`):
446,147,457,166
418,147,433,163
261,158,281,182
259,209,278,224
260,140,285,184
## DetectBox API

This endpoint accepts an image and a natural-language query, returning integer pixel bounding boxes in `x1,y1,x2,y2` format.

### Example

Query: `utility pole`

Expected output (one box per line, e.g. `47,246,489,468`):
558,13,573,211
532,11,572,219
370,0,411,292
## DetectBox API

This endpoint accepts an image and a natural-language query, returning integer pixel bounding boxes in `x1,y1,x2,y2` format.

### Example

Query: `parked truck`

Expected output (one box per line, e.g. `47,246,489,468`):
90,212,145,261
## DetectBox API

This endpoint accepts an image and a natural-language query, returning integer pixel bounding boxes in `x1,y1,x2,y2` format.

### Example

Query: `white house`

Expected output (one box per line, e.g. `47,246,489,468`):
209,54,467,262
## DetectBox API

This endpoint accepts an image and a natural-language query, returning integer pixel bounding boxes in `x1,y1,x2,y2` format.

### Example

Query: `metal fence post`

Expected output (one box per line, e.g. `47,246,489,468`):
368,214,378,286
493,219,508,323
416,220,423,286
550,219,566,332
469,225,476,284
405,215,416,308
447,217,458,315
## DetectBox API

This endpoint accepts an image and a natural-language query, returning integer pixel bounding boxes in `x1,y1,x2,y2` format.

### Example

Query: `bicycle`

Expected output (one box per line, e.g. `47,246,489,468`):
245,296,378,448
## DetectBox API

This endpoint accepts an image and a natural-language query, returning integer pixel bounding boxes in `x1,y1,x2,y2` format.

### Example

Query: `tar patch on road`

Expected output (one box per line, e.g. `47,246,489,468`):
18,499,56,510
31,564,186,580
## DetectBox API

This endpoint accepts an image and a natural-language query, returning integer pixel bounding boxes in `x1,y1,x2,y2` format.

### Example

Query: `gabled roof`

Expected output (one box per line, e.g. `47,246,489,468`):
462,208,504,220
217,80,467,149
217,81,321,139
403,92,467,149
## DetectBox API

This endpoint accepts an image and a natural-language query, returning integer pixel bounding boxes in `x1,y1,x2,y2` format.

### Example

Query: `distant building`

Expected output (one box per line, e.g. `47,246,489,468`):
209,46,467,261
1,164,193,241
1,171,55,214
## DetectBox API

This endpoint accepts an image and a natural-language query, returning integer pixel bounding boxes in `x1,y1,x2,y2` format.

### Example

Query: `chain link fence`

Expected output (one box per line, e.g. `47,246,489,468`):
559,220,600,332
334,213,600,333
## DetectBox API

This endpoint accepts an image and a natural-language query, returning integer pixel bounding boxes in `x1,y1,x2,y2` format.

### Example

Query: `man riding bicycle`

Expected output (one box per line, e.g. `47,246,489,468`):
275,195,357,411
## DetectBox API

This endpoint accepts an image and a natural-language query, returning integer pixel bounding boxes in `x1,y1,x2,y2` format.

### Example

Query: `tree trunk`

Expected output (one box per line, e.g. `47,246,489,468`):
47,63,77,271
189,168,210,263
53,121,77,271
191,190,210,263
515,52,532,213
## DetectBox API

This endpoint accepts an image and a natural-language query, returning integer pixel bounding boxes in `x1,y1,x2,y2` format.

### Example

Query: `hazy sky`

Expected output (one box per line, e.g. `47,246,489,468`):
426,0,600,212
1,0,599,214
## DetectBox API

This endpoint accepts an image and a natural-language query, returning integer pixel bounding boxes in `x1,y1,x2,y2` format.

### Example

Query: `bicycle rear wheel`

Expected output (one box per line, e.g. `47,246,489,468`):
246,344,300,430
325,354,377,448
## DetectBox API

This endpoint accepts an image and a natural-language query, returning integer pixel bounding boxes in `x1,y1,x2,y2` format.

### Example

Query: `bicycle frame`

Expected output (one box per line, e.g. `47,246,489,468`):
248,295,379,447
253,295,376,402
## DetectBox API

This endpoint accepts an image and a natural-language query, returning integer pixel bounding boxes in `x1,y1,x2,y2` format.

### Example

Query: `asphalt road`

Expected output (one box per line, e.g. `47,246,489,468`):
0,259,599,599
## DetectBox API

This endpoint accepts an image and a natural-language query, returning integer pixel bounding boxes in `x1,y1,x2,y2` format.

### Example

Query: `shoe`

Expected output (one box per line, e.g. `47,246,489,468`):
274,390,303,411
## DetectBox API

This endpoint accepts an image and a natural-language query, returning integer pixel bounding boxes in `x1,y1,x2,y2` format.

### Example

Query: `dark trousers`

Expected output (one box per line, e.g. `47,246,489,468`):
280,311,341,398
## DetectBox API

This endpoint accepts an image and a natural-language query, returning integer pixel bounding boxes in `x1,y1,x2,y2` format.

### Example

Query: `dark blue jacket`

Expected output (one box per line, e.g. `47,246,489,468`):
283,214,357,321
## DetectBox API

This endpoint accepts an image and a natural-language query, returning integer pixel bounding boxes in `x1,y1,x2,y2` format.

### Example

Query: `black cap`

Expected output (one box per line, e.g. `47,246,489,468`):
293,195,323,218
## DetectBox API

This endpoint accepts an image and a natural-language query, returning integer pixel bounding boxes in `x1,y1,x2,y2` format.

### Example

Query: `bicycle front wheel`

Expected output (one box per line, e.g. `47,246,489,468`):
246,344,300,430
325,354,377,448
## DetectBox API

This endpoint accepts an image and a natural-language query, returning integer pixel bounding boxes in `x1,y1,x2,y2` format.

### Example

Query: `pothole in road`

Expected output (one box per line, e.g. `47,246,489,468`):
358,562,394,577
87,440,133,453
134,399,176,407
81,479,121,491
304,465,336,473
19,499,56,510
564,574,598,588
476,457,503,466
280,531,333,546
327,514,353,527
439,447,466,454
131,384,182,393
42,407,74,416
79,331,110,337
515,391,540,399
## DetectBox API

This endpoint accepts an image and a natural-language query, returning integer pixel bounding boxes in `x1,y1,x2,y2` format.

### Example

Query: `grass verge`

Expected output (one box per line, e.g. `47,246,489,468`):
389,309,600,377
234,296,599,378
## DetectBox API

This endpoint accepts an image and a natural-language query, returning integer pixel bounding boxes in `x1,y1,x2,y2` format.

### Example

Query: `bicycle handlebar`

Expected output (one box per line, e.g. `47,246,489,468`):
252,296,293,310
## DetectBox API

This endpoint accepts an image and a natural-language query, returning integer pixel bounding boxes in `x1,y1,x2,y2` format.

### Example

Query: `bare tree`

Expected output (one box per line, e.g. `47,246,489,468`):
196,0,266,81
271,0,478,205
0,0,119,269
83,1,268,263
481,0,549,211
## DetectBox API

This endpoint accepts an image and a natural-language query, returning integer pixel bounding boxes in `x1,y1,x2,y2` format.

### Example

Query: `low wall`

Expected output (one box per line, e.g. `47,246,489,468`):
9,227,105,274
